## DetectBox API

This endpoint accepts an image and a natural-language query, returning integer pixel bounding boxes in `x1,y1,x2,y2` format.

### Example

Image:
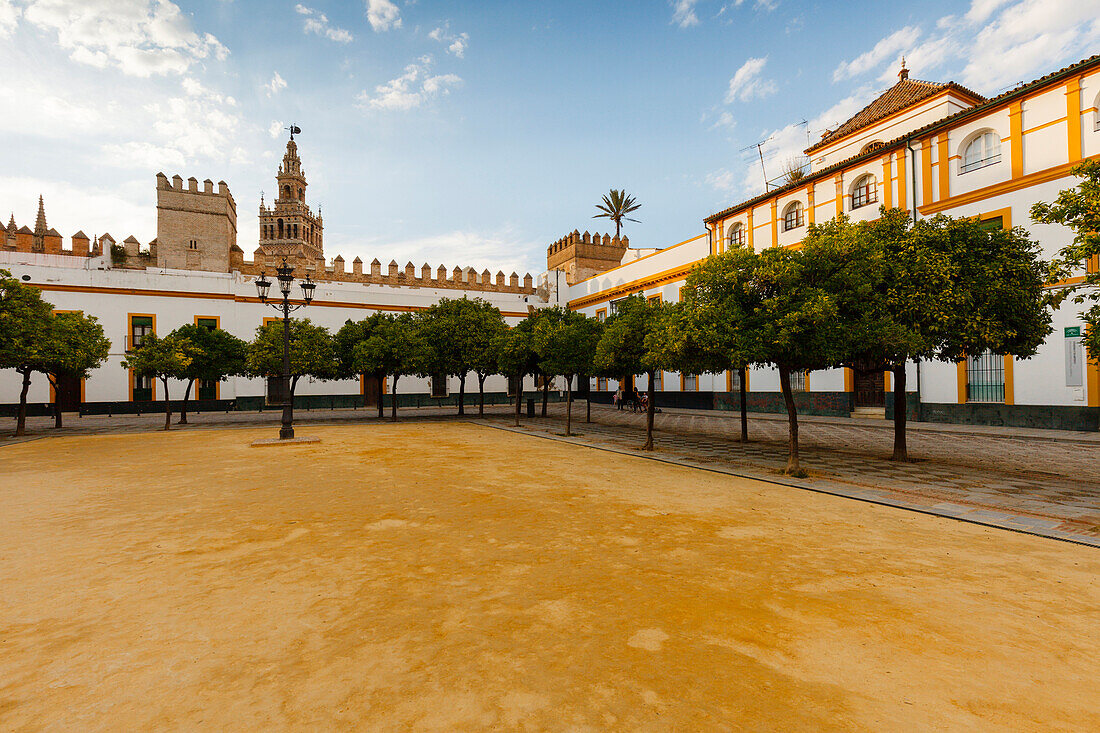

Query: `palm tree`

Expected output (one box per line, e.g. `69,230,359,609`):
593,189,641,238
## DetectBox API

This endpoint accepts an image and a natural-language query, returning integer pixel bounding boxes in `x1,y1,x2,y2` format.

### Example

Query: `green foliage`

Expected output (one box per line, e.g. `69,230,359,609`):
351,313,421,379
416,297,504,378
0,269,55,375
44,312,111,380
494,317,539,379
167,323,248,384
593,296,666,378
1031,158,1100,358
247,318,336,388
593,189,641,237
121,333,193,381
532,306,602,379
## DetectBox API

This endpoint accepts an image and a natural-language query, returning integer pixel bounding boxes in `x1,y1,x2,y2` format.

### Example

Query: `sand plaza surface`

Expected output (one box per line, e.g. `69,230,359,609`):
1,422,1097,730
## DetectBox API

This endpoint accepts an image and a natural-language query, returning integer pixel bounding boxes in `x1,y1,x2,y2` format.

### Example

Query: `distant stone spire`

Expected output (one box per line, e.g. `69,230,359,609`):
7,212,14,232
34,195,47,235
898,57,908,81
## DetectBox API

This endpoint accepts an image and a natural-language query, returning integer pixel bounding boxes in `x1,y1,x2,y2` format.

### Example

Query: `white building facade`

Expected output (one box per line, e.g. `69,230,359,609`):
561,55,1100,431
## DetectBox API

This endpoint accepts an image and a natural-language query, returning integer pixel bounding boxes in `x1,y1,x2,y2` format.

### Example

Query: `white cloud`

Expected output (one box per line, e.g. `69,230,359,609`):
428,24,469,58
101,141,186,170
725,56,777,103
709,111,737,131
357,56,462,111
832,26,919,82
0,176,153,243
0,0,20,36
328,227,544,279
365,0,401,32
269,120,284,139
832,0,1100,91
295,4,353,43
671,0,699,28
19,0,228,78
265,71,287,97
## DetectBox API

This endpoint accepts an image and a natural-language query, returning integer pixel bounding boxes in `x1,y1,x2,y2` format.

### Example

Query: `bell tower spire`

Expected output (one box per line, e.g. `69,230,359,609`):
258,127,323,265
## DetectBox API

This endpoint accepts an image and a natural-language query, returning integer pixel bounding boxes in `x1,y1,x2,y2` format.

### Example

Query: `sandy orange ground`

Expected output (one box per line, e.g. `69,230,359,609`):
0,423,1097,731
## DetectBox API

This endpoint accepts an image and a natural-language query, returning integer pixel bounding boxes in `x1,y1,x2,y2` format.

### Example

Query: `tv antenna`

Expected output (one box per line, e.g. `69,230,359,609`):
741,136,773,190
286,124,302,140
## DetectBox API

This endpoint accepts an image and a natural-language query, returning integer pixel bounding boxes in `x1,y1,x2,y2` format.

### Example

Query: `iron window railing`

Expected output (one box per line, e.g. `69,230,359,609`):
967,351,1005,402
789,371,807,392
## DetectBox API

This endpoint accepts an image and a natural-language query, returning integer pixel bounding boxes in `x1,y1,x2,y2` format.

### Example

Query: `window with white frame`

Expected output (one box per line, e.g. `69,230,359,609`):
960,131,1001,174
728,223,745,248
851,174,877,209
683,374,697,391
782,201,804,231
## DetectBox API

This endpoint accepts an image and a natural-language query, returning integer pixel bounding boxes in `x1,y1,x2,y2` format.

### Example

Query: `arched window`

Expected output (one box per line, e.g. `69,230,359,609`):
960,131,1001,173
277,219,284,238
298,188,304,201
728,223,745,248
851,174,877,209
283,185,291,199
782,201,804,232
293,223,299,239
860,141,884,155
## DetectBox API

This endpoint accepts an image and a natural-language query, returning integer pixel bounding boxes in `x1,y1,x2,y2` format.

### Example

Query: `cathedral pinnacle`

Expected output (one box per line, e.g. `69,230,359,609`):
35,195,47,235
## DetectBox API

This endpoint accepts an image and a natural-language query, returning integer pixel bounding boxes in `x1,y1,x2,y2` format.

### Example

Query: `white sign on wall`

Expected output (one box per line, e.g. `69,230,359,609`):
1065,326,1083,387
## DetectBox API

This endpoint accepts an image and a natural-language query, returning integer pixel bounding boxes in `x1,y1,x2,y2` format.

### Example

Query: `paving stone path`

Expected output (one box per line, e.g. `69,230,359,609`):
4,402,1098,546
481,403,1100,547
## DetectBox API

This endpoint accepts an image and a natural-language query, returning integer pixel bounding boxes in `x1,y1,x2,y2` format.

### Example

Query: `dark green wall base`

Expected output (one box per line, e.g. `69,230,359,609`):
918,402,1099,432
715,391,855,417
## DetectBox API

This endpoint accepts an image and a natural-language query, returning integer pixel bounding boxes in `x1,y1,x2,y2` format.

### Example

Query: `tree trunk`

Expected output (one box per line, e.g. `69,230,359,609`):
48,374,62,429
377,372,385,419
891,363,909,462
15,368,31,436
739,367,748,443
586,378,592,423
161,377,172,431
391,375,399,422
644,370,656,451
778,365,801,475
178,379,193,424
565,374,573,437
513,374,522,427
541,375,549,417
478,373,486,416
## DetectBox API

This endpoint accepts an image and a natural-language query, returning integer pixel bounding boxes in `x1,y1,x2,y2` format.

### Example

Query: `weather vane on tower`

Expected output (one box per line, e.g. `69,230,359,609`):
286,124,302,141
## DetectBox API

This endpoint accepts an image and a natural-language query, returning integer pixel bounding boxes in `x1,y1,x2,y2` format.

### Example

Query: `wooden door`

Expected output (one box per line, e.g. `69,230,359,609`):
853,366,885,408
55,374,81,412
363,375,381,407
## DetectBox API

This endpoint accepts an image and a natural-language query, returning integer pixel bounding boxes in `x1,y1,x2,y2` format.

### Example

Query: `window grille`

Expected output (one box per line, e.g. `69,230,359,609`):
729,225,745,248
728,369,742,390
683,374,697,391
197,380,217,400
851,175,877,209
653,371,663,391
789,371,807,392
783,203,804,231
960,132,1001,174
967,351,1005,402
430,373,448,398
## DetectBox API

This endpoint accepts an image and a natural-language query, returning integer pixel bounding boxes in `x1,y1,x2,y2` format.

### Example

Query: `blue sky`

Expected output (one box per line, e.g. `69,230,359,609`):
3,0,1099,275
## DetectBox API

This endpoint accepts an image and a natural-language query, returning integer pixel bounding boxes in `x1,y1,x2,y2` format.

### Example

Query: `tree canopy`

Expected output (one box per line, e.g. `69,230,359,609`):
121,333,193,430
247,318,336,391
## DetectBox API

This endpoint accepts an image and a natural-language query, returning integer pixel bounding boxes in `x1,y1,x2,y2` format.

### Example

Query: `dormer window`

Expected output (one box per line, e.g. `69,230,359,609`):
728,223,745,248
782,201,804,232
851,175,877,210
960,131,1001,174
860,141,885,155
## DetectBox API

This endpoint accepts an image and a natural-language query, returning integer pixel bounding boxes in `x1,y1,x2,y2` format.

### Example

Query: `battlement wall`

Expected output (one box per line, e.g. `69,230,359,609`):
546,229,630,285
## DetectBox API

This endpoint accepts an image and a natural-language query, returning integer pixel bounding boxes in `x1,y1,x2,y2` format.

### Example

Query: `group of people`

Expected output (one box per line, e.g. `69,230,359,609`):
612,385,650,413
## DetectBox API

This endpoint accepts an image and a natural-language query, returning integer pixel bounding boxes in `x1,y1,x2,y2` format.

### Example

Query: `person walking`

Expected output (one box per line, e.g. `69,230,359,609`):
615,386,623,410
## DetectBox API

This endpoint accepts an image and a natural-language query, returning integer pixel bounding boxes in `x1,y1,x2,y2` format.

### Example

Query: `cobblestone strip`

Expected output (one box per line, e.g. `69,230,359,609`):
475,416,1100,549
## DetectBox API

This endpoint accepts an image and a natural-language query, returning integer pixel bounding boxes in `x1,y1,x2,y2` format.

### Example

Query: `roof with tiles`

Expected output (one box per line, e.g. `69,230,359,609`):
806,68,985,154
706,53,1100,225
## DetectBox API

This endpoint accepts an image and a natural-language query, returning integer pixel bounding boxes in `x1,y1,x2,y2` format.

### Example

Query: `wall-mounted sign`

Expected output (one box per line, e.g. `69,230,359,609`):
1064,326,1082,338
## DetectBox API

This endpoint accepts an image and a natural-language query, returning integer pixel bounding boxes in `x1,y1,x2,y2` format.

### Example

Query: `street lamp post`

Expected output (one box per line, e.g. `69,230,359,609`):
255,258,316,440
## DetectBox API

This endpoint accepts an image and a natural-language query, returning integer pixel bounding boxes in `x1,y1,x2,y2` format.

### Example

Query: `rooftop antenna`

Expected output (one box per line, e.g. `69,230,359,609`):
741,136,774,190
286,124,301,140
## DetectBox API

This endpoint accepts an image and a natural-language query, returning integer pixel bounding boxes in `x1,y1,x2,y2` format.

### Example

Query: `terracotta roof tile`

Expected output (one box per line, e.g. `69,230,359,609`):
806,78,985,154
